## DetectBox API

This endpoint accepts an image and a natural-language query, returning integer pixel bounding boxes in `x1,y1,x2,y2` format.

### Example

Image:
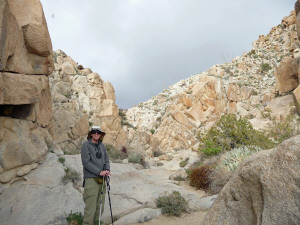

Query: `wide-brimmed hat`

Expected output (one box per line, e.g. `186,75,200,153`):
90,126,106,135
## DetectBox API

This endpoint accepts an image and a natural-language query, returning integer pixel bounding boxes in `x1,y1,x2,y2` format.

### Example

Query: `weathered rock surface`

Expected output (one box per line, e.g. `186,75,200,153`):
0,117,47,174
0,153,210,225
201,135,300,225
0,0,54,74
49,50,127,152
275,56,299,93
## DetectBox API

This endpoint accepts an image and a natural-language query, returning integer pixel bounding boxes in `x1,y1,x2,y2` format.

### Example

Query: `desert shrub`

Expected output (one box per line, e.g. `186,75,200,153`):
189,165,212,190
260,63,272,72
156,191,189,216
220,146,261,172
267,115,298,144
179,158,189,167
128,152,142,164
66,211,83,225
153,149,163,157
173,175,186,181
150,129,155,134
58,157,65,164
62,167,80,184
198,114,274,155
106,145,127,162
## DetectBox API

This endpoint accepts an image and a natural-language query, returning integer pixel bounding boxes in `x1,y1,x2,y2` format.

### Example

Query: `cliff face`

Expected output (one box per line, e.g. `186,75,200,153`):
48,50,127,154
0,0,54,184
124,10,300,155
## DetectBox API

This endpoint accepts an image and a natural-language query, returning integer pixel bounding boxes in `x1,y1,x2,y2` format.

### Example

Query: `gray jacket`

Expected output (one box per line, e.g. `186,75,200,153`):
81,139,110,179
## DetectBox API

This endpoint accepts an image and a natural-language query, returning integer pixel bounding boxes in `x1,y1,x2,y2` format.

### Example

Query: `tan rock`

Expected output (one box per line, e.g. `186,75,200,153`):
1,72,48,104
201,135,300,225
227,83,240,102
98,99,119,117
282,10,296,27
72,75,88,94
0,168,17,183
103,81,116,101
69,114,89,140
187,104,203,121
0,117,48,171
0,0,29,73
61,62,76,75
171,111,195,128
4,0,54,74
228,101,237,113
16,163,38,177
293,85,300,112
274,56,298,93
0,73,3,104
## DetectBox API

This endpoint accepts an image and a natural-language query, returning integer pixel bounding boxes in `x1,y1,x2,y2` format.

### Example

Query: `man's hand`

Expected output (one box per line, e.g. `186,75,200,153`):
100,170,111,177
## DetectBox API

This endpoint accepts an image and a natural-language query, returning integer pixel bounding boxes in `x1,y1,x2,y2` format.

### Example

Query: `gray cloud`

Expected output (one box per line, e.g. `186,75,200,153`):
41,0,295,108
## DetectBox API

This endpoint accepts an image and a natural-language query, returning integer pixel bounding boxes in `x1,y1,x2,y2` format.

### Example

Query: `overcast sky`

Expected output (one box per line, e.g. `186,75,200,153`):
40,0,295,109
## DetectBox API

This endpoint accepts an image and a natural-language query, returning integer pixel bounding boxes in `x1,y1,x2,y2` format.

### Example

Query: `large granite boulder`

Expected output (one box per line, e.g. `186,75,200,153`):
0,0,54,74
0,117,48,182
274,56,298,93
201,135,300,225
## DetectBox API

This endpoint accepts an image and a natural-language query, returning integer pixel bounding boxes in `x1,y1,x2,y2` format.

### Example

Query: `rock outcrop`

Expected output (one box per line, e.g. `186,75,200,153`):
201,135,300,225
0,0,53,184
125,9,300,154
48,50,127,153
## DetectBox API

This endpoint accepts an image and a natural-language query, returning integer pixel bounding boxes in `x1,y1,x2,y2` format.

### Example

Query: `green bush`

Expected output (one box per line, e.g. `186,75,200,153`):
62,167,80,184
198,114,274,155
189,165,212,190
150,129,155,134
58,157,65,164
260,63,272,72
156,191,189,216
128,152,142,164
267,115,298,144
179,158,189,167
66,211,83,225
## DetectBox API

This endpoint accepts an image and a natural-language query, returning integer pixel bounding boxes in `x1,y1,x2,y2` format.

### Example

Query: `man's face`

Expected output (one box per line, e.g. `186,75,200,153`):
91,130,101,141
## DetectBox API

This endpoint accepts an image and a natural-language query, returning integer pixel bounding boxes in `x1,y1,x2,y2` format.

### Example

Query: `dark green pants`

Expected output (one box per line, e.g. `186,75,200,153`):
83,178,106,225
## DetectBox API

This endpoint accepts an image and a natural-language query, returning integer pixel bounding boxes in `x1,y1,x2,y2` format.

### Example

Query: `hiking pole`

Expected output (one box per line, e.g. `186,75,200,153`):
99,177,105,225
105,176,114,225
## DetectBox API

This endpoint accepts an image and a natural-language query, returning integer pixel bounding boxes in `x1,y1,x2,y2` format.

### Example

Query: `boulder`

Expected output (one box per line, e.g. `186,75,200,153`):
0,72,48,105
0,117,48,173
293,85,300,112
2,0,54,75
274,56,298,93
114,208,162,225
201,135,300,225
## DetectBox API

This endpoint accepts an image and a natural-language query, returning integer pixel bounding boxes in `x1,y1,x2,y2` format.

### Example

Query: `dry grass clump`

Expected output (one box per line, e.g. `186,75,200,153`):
189,165,212,190
156,191,189,216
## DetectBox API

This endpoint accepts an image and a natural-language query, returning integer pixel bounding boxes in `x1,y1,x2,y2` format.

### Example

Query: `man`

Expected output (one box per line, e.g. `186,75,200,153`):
81,126,111,225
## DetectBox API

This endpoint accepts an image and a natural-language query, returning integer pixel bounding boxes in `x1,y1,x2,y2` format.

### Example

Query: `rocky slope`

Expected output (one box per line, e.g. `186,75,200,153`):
125,10,300,154
48,49,127,154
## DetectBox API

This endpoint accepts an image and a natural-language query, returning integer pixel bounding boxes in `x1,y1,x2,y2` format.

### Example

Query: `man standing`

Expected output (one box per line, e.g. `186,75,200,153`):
81,126,111,225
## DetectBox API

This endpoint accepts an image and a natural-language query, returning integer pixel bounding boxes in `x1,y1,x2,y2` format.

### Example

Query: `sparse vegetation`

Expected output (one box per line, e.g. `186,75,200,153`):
106,145,127,162
150,128,155,134
128,152,142,164
62,167,80,184
189,165,212,190
260,63,272,72
198,114,275,155
156,191,189,216
66,211,83,225
220,146,261,172
58,157,65,164
179,158,189,167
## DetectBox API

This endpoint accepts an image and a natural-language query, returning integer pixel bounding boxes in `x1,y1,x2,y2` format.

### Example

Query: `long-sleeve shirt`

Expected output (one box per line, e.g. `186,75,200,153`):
81,139,110,179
